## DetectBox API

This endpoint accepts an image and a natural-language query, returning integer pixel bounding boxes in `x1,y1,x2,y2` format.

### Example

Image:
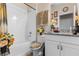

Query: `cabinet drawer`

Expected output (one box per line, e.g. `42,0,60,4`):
45,35,79,45
61,42,79,56
45,35,62,42
61,36,79,45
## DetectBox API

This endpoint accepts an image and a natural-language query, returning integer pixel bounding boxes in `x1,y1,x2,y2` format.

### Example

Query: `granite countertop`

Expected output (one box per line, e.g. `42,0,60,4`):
44,32,79,37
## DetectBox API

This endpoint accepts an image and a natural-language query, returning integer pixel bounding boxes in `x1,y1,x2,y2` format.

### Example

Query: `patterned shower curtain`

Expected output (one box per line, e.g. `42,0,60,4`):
0,3,9,56
0,3,8,33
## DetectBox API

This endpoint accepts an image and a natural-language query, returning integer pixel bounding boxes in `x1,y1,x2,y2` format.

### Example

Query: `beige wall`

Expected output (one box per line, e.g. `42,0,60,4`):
37,3,49,13
51,3,75,15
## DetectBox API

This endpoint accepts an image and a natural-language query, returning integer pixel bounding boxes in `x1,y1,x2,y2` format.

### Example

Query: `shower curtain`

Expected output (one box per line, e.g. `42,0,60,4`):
0,3,8,33
0,3,9,56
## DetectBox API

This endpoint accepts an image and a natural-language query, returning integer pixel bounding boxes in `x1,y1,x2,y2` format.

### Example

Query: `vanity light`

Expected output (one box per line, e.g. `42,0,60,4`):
50,19,57,27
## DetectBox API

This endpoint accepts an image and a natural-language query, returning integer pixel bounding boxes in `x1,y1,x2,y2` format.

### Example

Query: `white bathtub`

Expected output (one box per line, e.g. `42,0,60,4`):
8,41,31,56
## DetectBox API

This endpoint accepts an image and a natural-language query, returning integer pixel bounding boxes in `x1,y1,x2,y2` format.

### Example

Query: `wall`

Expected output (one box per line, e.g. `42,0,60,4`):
27,3,36,9
77,4,79,15
26,9,36,42
51,3,74,15
51,3,75,32
37,3,49,13
7,3,28,44
6,3,32,55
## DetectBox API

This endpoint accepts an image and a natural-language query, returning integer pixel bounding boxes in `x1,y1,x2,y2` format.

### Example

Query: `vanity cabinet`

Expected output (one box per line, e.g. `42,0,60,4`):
45,40,60,56
61,43,79,56
45,35,79,56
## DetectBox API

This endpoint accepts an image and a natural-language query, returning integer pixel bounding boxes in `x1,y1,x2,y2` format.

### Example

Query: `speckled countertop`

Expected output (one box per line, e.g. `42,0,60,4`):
44,32,79,37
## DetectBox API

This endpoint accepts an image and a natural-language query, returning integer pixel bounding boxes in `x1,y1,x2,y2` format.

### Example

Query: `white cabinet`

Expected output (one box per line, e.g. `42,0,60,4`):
45,40,60,56
45,40,79,56
61,43,79,56
45,35,79,56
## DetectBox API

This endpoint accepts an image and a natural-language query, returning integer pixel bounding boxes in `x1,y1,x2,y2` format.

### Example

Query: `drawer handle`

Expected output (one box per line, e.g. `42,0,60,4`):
57,45,59,49
60,45,63,51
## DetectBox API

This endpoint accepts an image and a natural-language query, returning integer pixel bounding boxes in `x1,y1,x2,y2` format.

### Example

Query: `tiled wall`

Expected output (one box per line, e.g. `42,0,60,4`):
6,3,31,55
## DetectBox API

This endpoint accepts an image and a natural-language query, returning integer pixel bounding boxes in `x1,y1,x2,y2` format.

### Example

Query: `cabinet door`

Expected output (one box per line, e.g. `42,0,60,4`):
61,43,79,56
45,40,60,56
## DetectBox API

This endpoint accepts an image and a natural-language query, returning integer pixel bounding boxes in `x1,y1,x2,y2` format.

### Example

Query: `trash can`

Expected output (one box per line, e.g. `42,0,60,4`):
31,41,44,56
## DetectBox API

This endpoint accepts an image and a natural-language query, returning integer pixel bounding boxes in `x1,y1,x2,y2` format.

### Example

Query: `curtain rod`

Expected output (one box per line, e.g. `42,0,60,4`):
24,3,36,10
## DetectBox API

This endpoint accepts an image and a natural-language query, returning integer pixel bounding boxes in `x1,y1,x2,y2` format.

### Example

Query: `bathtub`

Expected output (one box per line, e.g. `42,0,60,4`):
8,41,31,56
